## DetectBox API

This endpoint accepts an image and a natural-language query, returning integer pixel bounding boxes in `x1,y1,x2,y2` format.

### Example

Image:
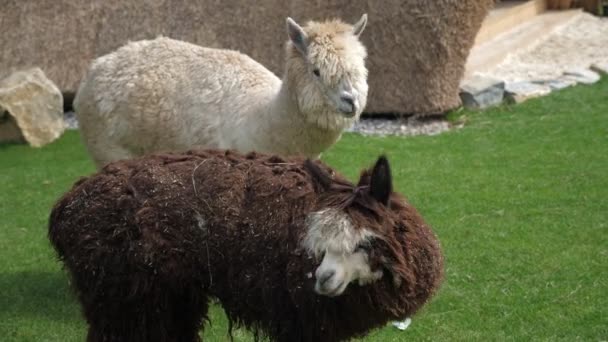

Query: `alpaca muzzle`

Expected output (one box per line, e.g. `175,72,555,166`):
339,94,358,117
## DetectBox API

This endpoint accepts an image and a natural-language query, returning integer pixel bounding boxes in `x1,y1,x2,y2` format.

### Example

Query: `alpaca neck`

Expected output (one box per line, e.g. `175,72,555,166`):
257,80,346,158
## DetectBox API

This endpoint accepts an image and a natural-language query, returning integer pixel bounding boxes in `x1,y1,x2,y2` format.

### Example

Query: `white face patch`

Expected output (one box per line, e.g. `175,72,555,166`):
303,208,383,296
307,49,368,120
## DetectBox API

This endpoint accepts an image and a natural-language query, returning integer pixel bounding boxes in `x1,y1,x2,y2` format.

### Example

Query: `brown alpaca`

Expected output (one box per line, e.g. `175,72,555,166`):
48,150,443,342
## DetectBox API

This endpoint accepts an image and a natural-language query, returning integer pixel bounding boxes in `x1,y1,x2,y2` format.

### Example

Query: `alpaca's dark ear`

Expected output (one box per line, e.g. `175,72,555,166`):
357,169,371,187
286,17,308,55
304,159,332,190
369,155,392,205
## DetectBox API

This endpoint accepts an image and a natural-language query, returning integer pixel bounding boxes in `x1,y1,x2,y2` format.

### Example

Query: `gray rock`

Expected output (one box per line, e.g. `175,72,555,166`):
590,62,608,75
563,68,601,85
532,78,577,91
459,75,505,109
505,81,551,104
0,68,65,147
546,78,577,91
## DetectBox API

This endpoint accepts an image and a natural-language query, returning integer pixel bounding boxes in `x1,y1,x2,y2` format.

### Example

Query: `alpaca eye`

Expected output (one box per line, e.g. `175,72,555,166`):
313,69,320,77
355,243,371,253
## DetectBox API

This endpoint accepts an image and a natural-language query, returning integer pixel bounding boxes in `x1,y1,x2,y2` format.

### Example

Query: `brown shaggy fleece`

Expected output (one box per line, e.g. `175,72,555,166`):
49,149,444,342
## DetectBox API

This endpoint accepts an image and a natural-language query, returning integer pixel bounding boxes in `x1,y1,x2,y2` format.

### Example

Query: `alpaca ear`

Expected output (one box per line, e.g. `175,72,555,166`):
369,155,392,205
357,169,371,187
286,17,308,55
352,13,368,37
304,159,332,191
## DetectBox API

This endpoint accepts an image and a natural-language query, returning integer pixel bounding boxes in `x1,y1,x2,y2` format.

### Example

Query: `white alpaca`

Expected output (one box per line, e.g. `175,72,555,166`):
74,15,369,168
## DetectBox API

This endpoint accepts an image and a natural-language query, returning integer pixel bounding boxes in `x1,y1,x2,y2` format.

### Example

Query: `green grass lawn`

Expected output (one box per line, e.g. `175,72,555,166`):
1,78,607,341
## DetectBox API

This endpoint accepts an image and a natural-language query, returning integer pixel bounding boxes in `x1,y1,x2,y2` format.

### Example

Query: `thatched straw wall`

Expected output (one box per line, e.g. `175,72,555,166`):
0,0,493,115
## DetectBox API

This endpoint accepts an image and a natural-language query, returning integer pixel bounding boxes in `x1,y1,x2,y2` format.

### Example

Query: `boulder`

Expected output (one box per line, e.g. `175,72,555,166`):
0,68,65,147
459,75,505,109
505,81,551,104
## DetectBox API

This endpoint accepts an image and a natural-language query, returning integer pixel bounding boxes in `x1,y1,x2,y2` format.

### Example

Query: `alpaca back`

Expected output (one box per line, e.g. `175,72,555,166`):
74,37,281,166
48,151,317,285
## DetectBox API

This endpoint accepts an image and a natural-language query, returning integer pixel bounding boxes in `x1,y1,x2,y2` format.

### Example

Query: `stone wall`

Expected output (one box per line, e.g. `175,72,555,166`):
0,0,493,115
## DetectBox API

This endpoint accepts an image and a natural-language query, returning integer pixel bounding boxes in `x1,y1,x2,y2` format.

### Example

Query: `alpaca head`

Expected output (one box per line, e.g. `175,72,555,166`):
303,156,416,297
285,14,368,130
303,208,383,296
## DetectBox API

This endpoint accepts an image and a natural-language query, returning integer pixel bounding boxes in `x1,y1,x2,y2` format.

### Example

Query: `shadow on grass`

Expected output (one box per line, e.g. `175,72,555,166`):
0,270,255,340
0,141,26,150
0,270,81,321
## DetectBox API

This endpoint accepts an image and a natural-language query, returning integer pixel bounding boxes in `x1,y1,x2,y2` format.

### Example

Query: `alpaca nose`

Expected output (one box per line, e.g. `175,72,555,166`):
339,94,357,116
341,95,354,109
318,270,335,287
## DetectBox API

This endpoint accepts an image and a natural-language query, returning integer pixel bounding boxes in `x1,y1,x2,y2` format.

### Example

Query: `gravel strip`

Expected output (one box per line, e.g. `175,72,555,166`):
65,111,454,136
64,111,79,130
347,117,453,137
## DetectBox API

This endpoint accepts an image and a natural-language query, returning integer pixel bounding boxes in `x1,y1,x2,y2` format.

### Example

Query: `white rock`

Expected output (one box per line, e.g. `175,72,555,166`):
459,75,505,109
563,68,601,85
546,78,577,91
392,318,412,331
532,78,577,91
505,82,551,104
0,68,65,147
